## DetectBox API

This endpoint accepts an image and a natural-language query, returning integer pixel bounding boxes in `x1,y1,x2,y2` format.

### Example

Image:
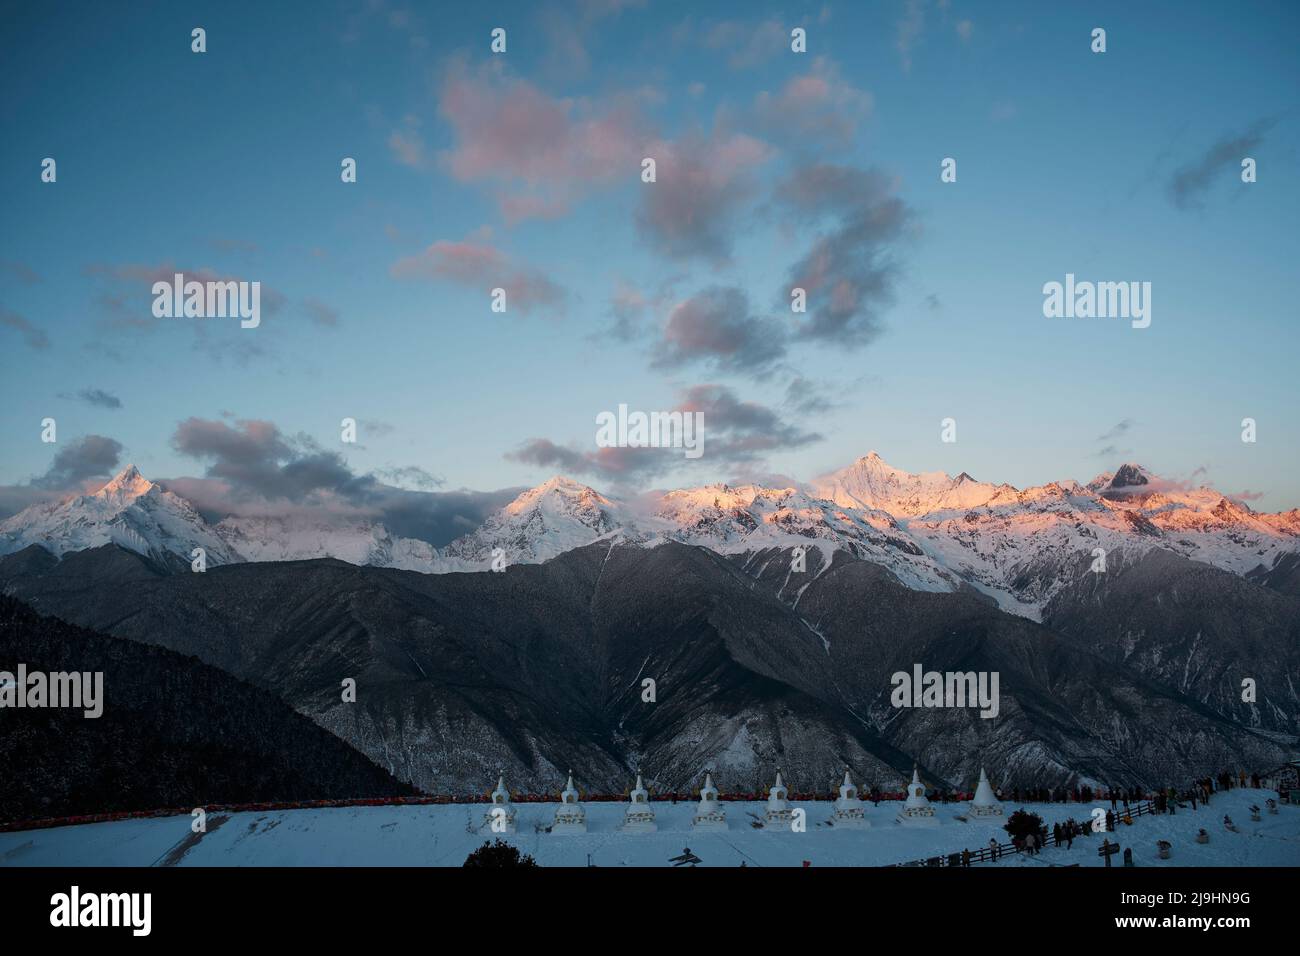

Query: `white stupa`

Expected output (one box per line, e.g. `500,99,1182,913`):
692,773,727,830
764,770,795,827
896,767,939,826
620,773,657,832
832,769,869,829
552,771,587,834
967,768,1003,817
483,771,517,833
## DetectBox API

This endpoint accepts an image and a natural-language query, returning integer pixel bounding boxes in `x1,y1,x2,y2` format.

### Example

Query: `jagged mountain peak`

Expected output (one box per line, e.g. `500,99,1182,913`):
100,463,151,492
810,452,1000,518
505,475,611,514
537,474,597,493
442,475,625,566
0,463,238,567
1108,463,1154,489
1212,496,1254,518
3,453,1297,623
92,464,157,507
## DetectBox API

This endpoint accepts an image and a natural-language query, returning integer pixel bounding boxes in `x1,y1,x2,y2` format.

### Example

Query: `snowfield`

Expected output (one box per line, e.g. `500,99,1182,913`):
2,789,1296,868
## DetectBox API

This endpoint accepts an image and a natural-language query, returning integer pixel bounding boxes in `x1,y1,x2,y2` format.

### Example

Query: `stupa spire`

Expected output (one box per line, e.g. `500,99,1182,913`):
693,770,727,830
897,764,938,825
483,770,517,833
765,768,794,827
621,770,656,832
968,766,1003,817
553,770,587,834
832,768,868,829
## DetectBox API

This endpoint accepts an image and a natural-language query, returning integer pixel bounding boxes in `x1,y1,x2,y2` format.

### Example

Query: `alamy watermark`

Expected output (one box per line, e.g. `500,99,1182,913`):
0,665,103,718
890,664,999,718
596,404,703,459
1042,273,1150,329
151,272,261,328
50,886,150,936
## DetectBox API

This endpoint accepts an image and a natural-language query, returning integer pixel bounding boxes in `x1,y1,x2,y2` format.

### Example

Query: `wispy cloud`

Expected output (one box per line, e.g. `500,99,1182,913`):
390,233,567,317
60,388,123,410
897,0,926,72
1096,418,1135,442
0,262,41,285
774,164,914,347
0,307,50,350
302,297,340,329
751,57,873,150
506,384,821,486
1094,419,1135,459
1168,118,1275,210
84,261,287,332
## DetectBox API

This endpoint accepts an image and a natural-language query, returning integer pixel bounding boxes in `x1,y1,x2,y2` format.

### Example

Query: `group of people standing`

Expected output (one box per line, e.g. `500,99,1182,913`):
948,767,1267,867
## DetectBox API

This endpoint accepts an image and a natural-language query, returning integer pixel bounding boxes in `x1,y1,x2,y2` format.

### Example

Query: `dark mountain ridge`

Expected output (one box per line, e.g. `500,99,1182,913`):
0,594,415,824
2,540,1292,797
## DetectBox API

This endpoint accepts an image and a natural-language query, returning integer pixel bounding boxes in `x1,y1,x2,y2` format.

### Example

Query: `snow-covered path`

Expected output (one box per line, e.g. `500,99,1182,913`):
2,789,1296,868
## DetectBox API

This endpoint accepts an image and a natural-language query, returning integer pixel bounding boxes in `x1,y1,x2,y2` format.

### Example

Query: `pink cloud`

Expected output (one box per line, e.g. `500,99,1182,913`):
635,130,771,263
752,58,873,147
388,129,425,168
390,236,567,316
437,59,652,221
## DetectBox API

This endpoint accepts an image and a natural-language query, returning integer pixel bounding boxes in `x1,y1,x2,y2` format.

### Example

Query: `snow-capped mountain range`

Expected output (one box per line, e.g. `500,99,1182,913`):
3,455,1297,619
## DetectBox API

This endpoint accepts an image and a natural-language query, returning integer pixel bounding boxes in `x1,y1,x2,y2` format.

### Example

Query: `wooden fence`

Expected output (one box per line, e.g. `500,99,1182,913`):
892,800,1158,867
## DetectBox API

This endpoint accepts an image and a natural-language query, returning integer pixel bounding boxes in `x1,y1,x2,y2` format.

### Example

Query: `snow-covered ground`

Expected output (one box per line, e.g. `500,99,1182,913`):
2,789,1296,868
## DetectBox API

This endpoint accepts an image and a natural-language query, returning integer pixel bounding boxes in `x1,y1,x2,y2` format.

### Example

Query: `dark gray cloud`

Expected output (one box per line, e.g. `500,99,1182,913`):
783,375,835,415
635,133,770,264
1094,419,1136,458
33,435,124,489
506,439,593,475
162,471,519,548
596,275,684,343
171,417,368,502
776,163,895,216
1168,119,1275,210
1,307,50,350
376,486,523,545
1096,419,1135,442
165,416,512,546
507,384,820,486
774,164,913,347
680,383,821,460
652,286,786,376
61,388,123,410
374,465,443,490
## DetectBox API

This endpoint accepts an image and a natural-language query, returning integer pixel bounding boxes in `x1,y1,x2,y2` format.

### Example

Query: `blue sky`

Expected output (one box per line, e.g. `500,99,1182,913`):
1,0,1297,536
